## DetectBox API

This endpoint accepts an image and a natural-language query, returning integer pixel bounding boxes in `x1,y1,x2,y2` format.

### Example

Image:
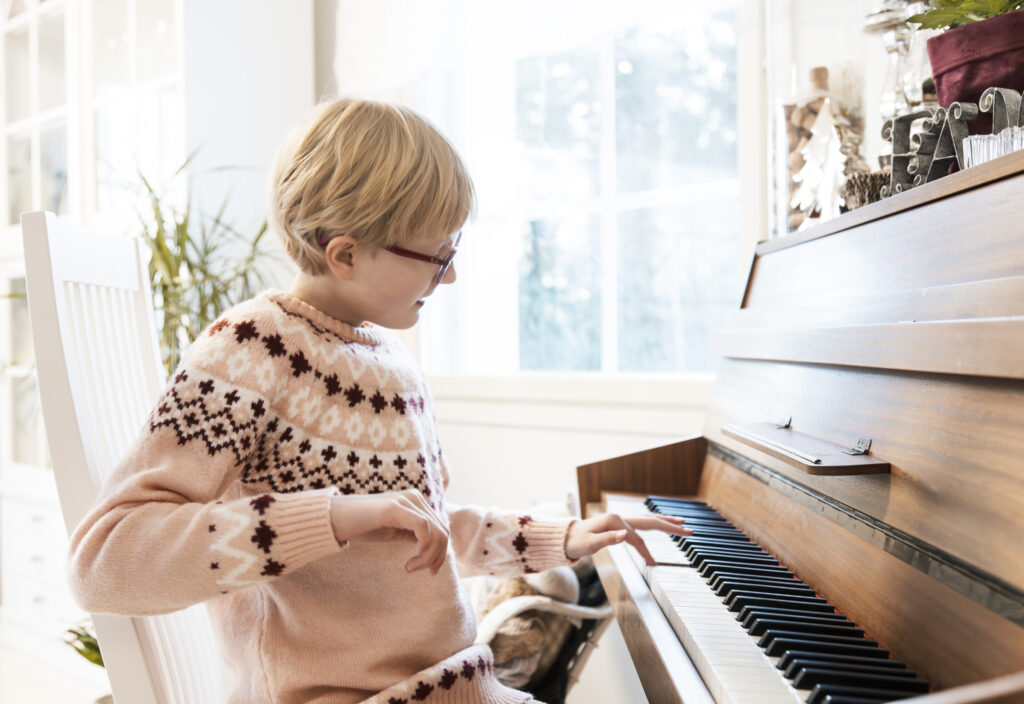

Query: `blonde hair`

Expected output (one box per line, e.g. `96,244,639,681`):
268,98,475,276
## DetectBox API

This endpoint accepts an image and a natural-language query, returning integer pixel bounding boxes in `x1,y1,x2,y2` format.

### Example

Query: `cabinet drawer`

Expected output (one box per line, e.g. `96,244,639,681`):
1,497,70,585
1,572,86,635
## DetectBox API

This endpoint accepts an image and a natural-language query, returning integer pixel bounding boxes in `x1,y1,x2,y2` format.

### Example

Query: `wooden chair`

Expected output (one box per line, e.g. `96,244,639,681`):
21,211,228,704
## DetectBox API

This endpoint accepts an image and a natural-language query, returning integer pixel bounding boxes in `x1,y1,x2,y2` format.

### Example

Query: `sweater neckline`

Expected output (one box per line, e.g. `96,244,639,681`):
262,289,384,346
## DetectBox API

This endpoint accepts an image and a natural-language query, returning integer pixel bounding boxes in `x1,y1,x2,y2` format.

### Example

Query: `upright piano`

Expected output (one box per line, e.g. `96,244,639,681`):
578,151,1024,704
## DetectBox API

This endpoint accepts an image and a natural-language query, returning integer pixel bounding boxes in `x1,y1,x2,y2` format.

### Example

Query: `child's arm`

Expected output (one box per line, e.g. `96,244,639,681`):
445,505,690,577
445,504,573,577
68,363,344,617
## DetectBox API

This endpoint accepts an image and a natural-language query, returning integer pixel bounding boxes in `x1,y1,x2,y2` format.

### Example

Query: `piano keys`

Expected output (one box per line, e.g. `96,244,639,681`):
578,152,1024,704
646,495,929,704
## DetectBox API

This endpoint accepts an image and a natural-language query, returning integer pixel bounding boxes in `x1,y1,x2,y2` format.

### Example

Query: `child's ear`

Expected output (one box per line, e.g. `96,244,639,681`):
323,236,358,280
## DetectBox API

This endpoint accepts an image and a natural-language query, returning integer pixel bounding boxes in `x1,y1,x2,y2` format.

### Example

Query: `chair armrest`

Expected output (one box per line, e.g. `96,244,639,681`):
474,595,612,645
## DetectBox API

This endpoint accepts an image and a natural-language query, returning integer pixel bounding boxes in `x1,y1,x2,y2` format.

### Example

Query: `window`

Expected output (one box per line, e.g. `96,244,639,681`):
0,0,182,476
3,0,71,227
91,0,182,219
416,1,760,375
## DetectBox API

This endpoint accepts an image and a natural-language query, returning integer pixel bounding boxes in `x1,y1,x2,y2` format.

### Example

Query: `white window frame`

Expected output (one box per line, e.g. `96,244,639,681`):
0,0,183,479
415,0,766,404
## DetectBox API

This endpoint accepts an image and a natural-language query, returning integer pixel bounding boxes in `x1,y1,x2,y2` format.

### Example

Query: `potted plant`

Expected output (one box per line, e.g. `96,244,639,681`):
137,153,285,375
909,0,1024,132
65,620,113,704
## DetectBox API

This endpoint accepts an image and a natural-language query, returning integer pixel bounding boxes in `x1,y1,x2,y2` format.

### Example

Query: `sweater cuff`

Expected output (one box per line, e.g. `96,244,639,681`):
272,487,345,566
519,517,572,572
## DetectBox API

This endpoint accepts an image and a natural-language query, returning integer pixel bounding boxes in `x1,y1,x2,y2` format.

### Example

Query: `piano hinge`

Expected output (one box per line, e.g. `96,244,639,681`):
843,436,873,455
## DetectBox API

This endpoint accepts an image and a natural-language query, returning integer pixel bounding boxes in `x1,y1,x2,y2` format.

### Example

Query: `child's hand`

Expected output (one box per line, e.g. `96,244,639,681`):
330,489,449,575
565,513,692,566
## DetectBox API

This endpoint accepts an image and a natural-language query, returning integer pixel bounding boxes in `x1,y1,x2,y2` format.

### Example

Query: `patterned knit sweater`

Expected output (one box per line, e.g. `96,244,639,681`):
68,289,574,704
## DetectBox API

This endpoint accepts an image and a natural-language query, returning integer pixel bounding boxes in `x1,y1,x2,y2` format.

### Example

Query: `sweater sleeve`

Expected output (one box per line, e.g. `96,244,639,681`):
67,362,344,616
446,503,574,578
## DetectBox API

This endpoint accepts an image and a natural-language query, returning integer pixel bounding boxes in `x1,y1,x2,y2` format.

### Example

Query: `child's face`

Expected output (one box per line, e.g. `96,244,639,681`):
349,231,459,330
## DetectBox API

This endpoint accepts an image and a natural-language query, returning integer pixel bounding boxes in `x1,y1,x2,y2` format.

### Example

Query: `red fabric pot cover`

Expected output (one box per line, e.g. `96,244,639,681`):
926,10,1024,134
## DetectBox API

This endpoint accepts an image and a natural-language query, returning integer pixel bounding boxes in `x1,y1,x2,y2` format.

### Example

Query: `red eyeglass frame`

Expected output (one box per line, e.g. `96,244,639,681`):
318,231,461,285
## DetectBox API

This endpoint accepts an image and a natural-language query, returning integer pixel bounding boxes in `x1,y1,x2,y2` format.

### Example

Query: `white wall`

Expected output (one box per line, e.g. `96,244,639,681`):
181,0,316,291
431,375,711,703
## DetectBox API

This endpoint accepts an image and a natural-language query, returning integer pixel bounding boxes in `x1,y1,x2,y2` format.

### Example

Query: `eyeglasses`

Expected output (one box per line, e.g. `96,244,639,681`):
319,231,461,285
386,231,461,285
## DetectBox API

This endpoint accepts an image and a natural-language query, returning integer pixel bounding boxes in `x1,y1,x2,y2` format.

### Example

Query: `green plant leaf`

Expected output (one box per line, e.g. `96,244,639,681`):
130,152,280,376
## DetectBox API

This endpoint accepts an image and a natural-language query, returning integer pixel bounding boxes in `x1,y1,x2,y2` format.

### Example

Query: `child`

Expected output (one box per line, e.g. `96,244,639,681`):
68,98,689,704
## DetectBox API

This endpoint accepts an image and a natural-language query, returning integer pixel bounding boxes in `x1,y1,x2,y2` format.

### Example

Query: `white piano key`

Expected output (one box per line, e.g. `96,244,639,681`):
649,566,804,704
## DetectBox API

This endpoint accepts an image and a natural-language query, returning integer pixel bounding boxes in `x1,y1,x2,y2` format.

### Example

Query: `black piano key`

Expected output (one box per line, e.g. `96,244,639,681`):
785,660,917,680
738,603,840,623
681,540,762,553
685,523,747,534
663,513,737,523
658,512,729,523
680,535,760,547
746,618,864,638
764,637,890,659
696,556,788,570
778,650,908,672
692,554,780,570
794,669,929,692
692,553,780,569
700,562,796,580
729,595,833,614
685,547,769,561
817,697,896,704
721,582,818,601
716,577,814,597
743,610,852,632
807,684,921,704
686,544,772,556
687,529,751,541
650,505,725,517
645,496,710,510
726,590,829,611
745,612,856,634
686,542,769,554
721,574,813,593
714,574,809,590
759,630,878,651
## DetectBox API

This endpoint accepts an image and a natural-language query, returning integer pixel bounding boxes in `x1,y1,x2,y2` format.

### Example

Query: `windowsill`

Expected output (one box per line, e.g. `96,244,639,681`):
428,372,715,406
427,373,713,436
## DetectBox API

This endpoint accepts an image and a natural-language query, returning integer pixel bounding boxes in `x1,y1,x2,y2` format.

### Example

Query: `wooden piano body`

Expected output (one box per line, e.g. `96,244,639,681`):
578,152,1024,703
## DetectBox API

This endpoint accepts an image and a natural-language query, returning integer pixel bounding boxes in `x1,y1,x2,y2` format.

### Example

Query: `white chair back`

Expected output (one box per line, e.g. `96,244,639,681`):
21,211,229,704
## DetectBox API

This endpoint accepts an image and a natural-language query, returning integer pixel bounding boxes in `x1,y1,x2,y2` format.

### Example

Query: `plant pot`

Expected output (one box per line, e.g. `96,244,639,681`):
926,10,1024,133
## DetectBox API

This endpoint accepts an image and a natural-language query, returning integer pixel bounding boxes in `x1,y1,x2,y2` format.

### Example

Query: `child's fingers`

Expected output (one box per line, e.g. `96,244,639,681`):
390,500,447,573
627,515,693,535
618,518,658,566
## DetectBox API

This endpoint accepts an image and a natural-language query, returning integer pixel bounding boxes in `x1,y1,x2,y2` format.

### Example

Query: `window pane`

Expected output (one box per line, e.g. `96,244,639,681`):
7,132,32,224
515,47,601,203
92,0,132,100
136,83,183,180
9,277,31,363
38,12,67,110
12,375,41,466
616,9,738,192
519,217,601,371
617,195,742,372
137,0,177,82
5,27,31,122
95,96,135,211
40,122,68,214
